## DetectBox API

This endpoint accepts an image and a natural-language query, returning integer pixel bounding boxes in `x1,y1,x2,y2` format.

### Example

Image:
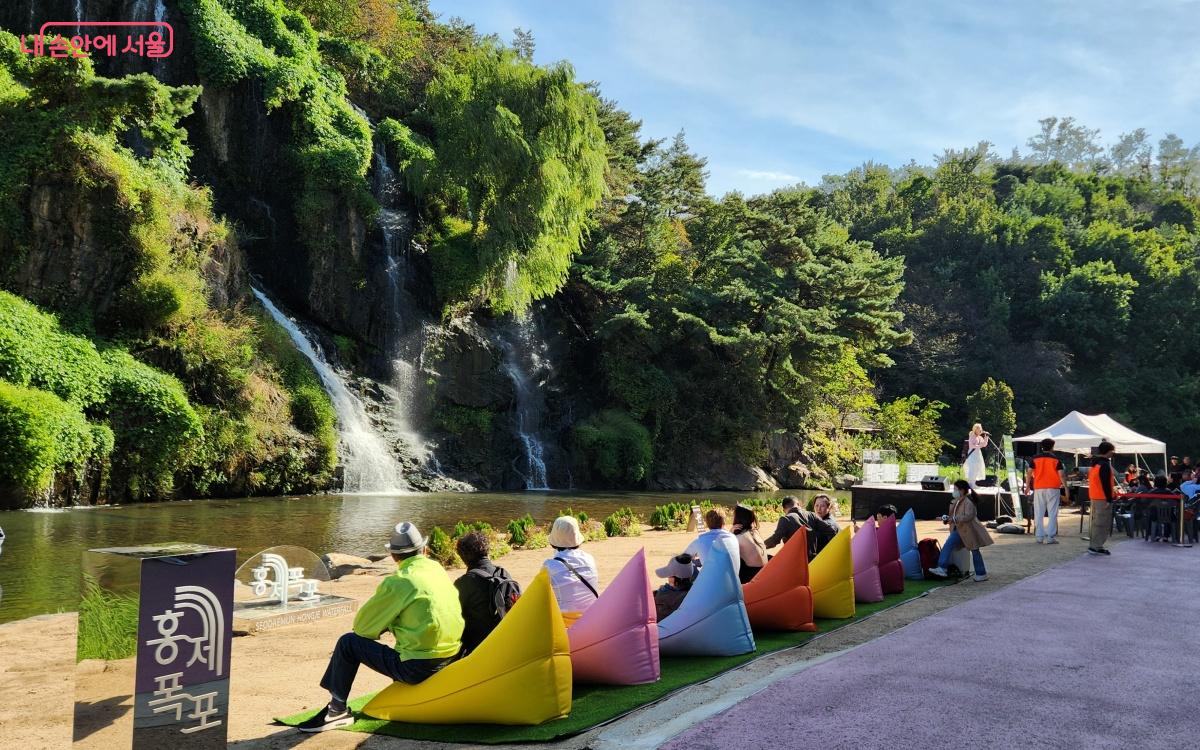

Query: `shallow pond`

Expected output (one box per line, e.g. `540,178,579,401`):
0,488,847,623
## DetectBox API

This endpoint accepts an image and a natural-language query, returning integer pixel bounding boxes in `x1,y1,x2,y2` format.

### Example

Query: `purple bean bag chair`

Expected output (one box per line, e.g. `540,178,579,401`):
657,543,755,657
851,518,884,603
877,515,905,595
568,548,660,685
898,508,923,580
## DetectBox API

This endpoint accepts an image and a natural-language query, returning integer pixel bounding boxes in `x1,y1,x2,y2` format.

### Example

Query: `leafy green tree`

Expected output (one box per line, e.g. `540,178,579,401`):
418,43,606,313
874,396,948,462
965,378,1017,436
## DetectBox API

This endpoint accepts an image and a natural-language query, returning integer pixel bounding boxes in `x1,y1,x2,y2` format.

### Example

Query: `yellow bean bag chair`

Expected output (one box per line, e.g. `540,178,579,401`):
362,568,571,725
809,526,856,619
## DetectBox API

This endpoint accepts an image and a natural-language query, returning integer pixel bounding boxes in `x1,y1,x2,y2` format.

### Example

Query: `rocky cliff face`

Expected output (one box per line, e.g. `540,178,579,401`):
0,1,812,495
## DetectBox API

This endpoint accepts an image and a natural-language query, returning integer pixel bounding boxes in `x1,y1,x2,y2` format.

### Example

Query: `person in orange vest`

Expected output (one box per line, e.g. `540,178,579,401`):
1087,442,1117,555
1026,438,1068,544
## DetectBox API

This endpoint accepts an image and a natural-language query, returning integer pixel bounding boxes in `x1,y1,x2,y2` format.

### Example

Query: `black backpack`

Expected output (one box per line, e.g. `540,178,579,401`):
469,566,521,618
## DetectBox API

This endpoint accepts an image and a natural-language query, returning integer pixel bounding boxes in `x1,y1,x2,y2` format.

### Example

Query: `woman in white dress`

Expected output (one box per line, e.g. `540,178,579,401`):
963,423,989,488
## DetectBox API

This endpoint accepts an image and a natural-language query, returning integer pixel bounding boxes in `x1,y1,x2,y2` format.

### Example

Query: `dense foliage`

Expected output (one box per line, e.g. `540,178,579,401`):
818,133,1200,449
0,34,336,504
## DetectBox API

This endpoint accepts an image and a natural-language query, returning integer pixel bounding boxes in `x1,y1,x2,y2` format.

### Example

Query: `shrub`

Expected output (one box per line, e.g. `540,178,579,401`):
0,292,108,409
573,409,653,486
603,507,642,537
426,526,460,567
506,513,537,548
557,507,589,524
737,497,786,523
102,350,204,498
0,379,100,494
649,500,717,530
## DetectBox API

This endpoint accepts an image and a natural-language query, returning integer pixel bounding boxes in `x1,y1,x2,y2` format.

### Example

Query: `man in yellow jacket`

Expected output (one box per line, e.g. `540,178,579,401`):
299,521,464,733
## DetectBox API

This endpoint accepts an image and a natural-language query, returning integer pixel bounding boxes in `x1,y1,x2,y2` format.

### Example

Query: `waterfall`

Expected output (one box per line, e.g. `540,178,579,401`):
251,286,407,494
370,138,429,465
498,311,553,490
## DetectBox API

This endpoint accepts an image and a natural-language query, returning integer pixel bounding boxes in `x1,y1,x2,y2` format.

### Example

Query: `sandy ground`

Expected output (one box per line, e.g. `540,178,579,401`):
0,509,1117,749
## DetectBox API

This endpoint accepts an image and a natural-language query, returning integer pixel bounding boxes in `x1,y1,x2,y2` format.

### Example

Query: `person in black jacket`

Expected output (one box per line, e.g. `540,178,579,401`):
764,496,804,550
453,531,520,656
765,495,840,560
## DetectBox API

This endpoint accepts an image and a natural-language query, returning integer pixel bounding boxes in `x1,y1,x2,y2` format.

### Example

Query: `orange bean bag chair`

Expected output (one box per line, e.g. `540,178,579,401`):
877,514,905,595
743,527,816,632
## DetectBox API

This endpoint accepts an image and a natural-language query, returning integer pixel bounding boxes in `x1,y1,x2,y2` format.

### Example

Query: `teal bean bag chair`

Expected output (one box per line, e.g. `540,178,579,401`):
657,543,755,657
898,508,924,580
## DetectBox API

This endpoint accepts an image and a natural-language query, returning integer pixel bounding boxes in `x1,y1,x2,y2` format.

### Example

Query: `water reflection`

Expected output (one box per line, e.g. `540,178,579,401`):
0,489,844,624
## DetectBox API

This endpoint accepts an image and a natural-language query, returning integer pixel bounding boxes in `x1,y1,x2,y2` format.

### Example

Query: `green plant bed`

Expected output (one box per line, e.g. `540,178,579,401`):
276,578,953,743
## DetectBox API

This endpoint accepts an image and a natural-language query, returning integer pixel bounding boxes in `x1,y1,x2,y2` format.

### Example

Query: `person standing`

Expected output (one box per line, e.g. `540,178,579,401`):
926,480,994,582
1026,438,1067,544
963,423,990,488
299,522,464,732
1087,442,1117,555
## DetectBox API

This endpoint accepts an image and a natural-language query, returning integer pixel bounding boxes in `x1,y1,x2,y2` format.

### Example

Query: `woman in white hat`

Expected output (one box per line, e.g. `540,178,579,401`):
542,515,600,616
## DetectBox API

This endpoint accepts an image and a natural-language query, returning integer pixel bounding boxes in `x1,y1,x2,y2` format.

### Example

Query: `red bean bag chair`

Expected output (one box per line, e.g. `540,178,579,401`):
876,515,905,595
743,527,816,632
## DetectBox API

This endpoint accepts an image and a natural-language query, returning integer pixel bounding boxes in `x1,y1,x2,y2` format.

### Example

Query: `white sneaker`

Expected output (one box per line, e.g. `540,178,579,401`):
1046,538,1058,544
927,566,949,578
1036,537,1044,544
973,574,988,582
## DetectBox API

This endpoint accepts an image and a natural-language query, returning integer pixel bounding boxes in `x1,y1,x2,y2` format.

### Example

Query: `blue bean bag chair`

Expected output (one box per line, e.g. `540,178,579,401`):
657,542,755,656
898,508,923,580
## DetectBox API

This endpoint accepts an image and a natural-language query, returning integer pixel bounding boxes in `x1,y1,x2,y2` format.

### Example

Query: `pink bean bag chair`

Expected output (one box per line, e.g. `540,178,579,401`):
898,508,924,580
877,515,905,595
567,548,660,685
851,518,884,603
657,542,755,656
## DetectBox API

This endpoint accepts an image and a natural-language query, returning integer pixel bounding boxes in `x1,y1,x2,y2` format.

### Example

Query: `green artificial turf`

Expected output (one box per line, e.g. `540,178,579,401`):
276,578,952,743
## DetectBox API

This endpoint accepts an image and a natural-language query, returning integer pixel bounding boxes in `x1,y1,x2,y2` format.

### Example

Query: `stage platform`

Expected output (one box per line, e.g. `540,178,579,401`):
851,483,1016,521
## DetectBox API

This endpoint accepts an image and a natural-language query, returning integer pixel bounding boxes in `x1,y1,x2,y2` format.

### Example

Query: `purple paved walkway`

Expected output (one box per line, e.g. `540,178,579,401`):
662,542,1200,750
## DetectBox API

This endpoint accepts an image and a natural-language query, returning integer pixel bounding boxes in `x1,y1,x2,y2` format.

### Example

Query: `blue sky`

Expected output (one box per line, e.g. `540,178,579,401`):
428,0,1200,196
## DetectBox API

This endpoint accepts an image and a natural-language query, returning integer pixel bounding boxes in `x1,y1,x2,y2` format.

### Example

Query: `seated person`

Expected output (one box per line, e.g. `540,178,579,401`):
299,522,464,733
454,531,521,657
804,494,842,560
731,505,768,583
653,553,700,621
764,496,805,549
685,509,741,574
542,516,600,615
874,504,899,523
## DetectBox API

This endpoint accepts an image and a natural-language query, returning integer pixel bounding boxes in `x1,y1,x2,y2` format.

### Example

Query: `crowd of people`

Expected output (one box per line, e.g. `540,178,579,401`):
297,497,859,732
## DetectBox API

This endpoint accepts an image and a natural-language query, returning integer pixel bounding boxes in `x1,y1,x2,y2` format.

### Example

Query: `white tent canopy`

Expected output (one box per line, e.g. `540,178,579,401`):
1013,411,1165,455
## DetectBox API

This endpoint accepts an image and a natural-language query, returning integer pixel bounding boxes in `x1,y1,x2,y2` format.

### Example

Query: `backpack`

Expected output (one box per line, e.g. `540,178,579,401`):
917,538,941,577
469,566,521,618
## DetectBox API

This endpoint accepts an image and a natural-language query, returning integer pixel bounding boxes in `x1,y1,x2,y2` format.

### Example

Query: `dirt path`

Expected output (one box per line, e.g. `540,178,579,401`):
0,509,1112,749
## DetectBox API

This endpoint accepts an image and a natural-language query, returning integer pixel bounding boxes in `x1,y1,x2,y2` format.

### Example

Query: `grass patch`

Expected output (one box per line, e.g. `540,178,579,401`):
76,574,140,662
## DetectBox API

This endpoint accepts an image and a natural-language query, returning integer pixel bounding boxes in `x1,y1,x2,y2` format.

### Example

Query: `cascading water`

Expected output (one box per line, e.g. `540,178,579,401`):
370,138,430,465
251,286,407,493
498,310,553,490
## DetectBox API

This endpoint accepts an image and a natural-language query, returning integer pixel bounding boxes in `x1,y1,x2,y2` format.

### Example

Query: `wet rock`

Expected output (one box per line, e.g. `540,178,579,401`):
322,553,375,580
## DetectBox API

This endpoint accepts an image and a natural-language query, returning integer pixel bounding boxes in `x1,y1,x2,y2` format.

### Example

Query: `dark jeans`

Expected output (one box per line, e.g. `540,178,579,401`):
320,633,450,708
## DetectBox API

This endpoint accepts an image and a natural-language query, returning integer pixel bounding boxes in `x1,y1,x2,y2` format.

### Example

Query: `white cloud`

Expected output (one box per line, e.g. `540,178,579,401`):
736,168,800,182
